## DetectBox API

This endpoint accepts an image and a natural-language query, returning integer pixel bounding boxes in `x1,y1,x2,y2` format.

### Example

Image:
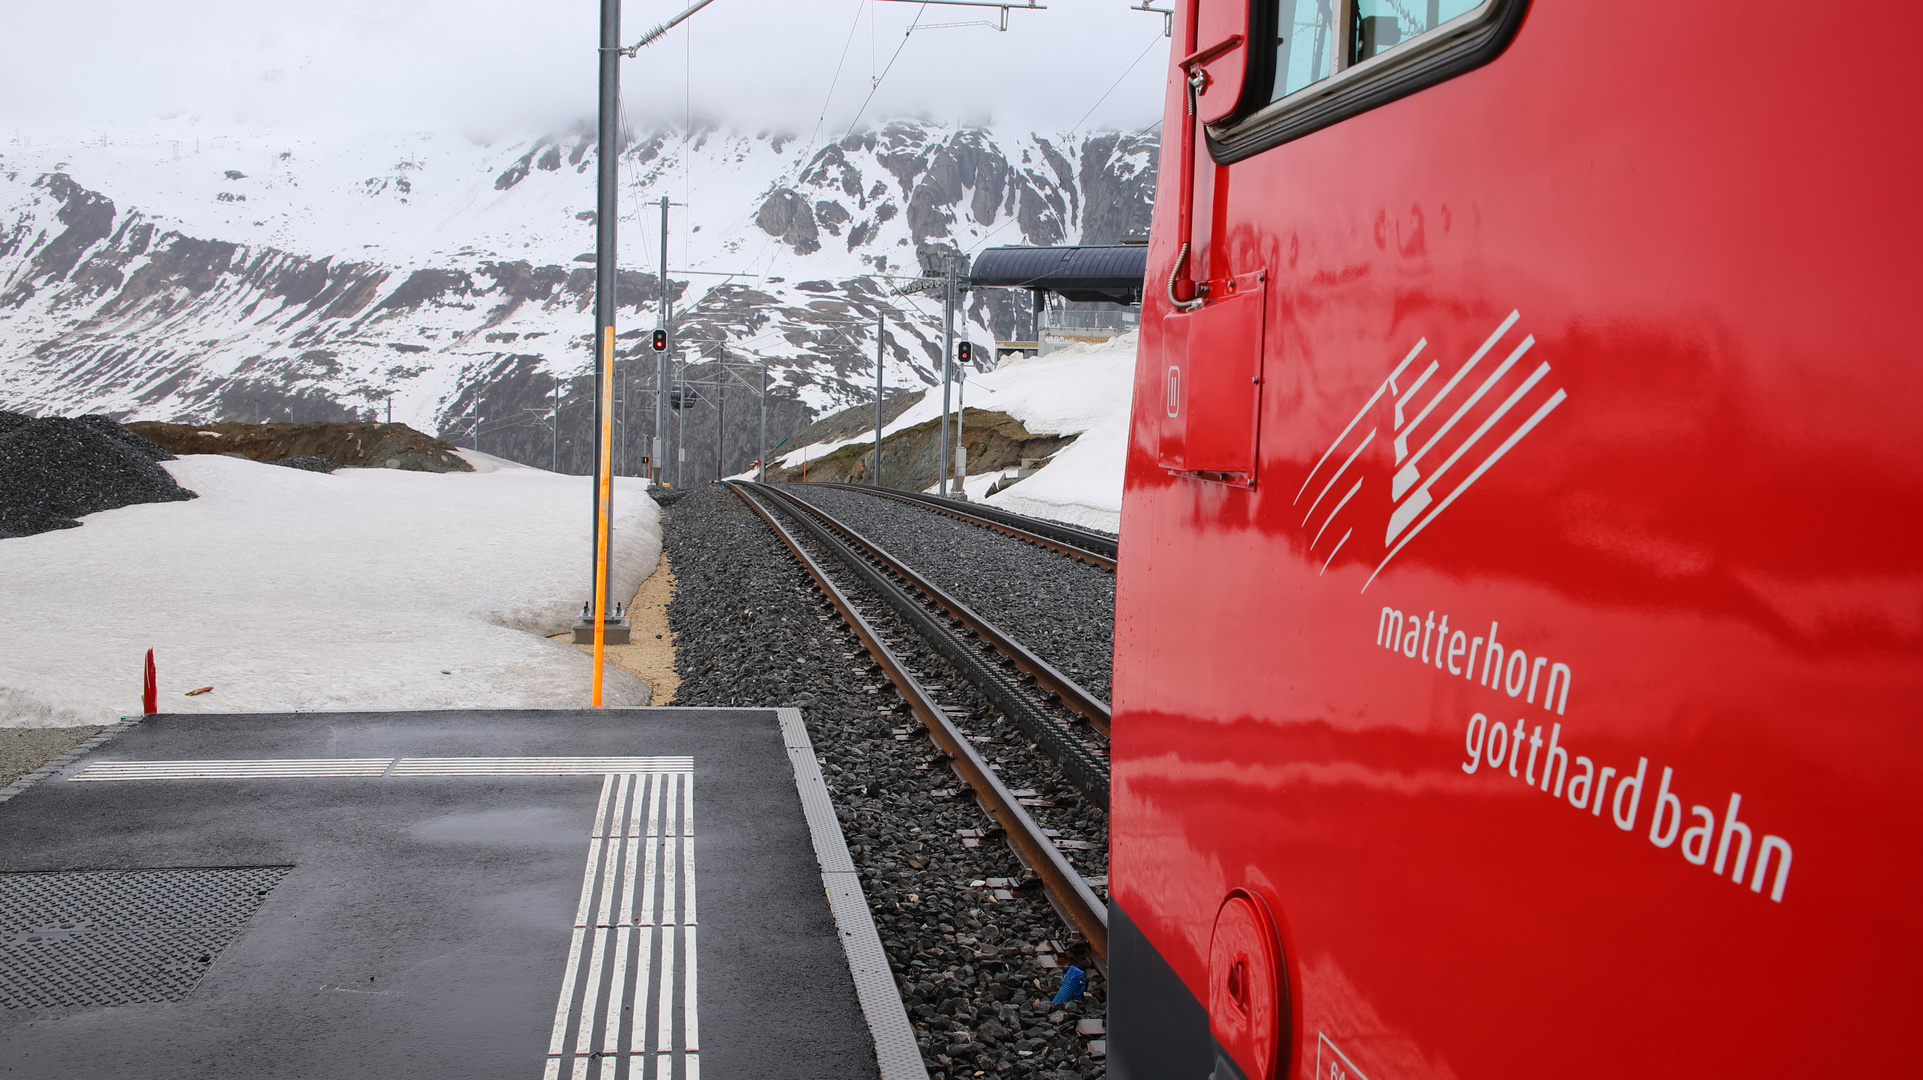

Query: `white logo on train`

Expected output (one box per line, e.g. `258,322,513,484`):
1293,310,1568,590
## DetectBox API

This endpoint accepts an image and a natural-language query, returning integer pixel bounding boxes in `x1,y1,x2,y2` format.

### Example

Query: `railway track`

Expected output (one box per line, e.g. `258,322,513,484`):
772,484,1111,738
728,480,1110,972
815,483,1118,571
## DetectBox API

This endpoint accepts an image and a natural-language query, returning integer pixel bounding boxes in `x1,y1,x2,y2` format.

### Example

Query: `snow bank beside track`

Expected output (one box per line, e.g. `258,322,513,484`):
766,332,1139,533
0,456,661,727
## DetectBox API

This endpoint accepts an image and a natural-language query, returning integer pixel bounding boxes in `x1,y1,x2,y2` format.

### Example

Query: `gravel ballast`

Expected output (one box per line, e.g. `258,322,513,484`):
779,485,1116,704
665,485,1107,1078
0,726,105,788
0,414,194,538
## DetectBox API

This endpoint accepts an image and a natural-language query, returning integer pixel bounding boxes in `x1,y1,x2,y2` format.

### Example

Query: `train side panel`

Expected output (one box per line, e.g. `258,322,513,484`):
1113,1,1923,1077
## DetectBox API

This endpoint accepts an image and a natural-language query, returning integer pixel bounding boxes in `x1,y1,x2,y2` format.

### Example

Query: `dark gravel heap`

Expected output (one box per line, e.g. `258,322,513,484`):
784,486,1116,703
665,484,1106,1079
270,455,338,473
0,413,195,539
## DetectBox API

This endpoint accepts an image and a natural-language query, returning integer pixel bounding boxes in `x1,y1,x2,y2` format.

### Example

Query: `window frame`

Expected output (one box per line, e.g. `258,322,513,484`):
1207,0,1530,165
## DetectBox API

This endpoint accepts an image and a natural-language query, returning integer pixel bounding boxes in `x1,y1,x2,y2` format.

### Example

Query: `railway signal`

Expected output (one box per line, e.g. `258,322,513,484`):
651,328,667,351
957,341,973,364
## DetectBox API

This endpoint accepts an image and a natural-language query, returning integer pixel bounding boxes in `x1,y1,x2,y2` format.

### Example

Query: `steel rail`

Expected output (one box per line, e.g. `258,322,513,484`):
728,482,1109,971
816,483,1118,571
746,484,1109,807
763,483,1111,736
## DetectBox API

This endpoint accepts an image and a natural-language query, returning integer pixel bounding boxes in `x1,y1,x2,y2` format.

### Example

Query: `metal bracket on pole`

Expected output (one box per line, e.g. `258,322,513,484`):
1130,0,1173,37
872,0,1046,32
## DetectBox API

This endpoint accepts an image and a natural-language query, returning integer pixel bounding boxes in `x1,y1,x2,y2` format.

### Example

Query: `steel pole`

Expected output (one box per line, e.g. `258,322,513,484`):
715,367,726,480
655,196,670,485
874,307,885,487
940,259,955,496
590,0,620,704
758,359,768,482
956,364,965,497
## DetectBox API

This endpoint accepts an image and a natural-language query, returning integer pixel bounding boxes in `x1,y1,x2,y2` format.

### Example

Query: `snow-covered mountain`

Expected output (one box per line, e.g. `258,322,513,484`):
0,120,1156,478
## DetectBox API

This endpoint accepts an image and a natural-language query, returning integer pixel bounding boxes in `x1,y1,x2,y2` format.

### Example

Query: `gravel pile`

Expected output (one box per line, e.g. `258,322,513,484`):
782,486,1116,703
0,413,195,539
270,455,338,473
666,484,1107,1078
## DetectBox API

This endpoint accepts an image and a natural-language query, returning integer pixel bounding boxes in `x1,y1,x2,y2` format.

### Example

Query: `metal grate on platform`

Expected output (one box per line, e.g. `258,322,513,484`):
0,865,291,1008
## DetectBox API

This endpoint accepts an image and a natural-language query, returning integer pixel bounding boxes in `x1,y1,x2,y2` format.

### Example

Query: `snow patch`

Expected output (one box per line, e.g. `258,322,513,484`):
0,456,661,728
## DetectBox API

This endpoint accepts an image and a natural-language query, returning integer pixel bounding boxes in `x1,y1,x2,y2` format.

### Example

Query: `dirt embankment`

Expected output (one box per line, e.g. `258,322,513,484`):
127,421,473,473
765,407,1075,491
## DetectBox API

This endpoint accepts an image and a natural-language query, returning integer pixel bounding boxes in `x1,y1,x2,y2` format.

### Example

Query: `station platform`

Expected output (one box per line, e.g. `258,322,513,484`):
0,707,923,1079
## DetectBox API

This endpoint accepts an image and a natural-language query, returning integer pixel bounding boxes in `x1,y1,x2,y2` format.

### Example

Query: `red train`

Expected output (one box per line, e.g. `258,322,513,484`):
1110,1,1921,1076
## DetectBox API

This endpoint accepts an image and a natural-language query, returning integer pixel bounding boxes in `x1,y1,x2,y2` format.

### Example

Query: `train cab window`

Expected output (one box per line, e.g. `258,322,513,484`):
1214,0,1528,162
1274,0,1338,98
1357,1,1485,59
1272,0,1490,101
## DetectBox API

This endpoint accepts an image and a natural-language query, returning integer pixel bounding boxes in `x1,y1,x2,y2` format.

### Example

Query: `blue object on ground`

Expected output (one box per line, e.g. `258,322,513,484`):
1052,965,1087,1003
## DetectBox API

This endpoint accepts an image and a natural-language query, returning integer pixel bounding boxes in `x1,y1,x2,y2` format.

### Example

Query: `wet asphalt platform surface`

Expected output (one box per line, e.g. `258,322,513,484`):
0,709,881,1079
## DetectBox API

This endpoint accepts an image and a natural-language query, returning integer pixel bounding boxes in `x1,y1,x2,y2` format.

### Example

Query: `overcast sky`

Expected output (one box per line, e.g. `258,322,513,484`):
0,1,1171,139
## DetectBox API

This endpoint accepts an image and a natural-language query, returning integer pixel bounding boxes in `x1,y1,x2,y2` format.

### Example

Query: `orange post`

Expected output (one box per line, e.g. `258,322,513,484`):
592,327,616,706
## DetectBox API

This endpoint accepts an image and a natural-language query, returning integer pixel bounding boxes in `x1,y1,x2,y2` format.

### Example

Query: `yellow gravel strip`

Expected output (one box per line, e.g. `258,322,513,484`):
551,554,679,705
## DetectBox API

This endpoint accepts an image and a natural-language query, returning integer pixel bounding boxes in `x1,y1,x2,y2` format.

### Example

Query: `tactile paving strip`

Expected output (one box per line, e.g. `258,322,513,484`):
0,866,291,1008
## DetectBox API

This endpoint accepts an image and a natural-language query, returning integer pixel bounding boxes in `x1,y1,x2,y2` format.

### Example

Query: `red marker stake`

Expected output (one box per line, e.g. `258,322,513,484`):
142,649,157,715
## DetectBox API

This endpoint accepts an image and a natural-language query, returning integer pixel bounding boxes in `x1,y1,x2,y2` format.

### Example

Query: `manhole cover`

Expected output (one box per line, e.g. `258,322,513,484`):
0,866,291,1008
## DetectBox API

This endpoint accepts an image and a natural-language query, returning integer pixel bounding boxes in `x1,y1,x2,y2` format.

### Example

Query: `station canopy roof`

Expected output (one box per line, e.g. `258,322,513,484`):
967,244,1147,305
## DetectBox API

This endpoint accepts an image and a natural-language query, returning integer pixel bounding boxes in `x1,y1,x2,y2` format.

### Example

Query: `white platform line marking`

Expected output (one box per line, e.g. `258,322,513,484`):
70,759,395,779
683,924,700,1053
656,920,677,1056
595,777,631,928
574,927,609,1057
616,774,646,926
640,778,663,926
661,775,680,929
546,927,590,1058
681,776,697,927
392,757,692,775
72,757,694,782
574,777,617,927
628,925,656,1059
656,776,680,1055
603,925,632,1058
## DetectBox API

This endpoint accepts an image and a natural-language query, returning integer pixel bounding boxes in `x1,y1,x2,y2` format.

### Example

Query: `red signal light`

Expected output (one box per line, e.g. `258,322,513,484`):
957,341,973,363
651,329,667,351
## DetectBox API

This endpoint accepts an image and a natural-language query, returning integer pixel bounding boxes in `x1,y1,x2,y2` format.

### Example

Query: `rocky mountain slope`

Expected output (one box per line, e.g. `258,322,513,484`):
0,120,1155,479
